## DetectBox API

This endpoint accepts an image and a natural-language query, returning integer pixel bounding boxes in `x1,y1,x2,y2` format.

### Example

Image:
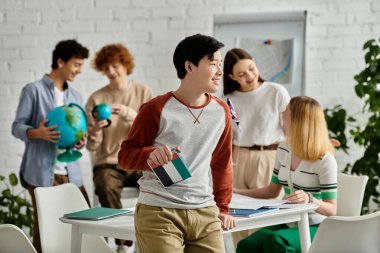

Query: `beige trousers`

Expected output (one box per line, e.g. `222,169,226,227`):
135,203,225,253
232,146,278,247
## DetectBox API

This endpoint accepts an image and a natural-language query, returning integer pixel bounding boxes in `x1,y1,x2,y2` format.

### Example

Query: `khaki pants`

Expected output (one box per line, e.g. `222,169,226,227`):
27,175,89,253
232,146,279,247
135,203,225,253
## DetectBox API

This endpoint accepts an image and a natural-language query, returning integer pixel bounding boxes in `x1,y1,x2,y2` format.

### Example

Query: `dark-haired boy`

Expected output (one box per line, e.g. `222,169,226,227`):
12,39,90,253
118,34,236,253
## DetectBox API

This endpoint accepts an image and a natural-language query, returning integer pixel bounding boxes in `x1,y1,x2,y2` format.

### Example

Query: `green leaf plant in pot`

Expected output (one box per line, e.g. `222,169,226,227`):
0,173,34,236
324,37,380,214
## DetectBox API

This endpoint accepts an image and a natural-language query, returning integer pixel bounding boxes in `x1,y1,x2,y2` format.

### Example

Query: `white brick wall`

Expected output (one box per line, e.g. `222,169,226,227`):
1,0,379,206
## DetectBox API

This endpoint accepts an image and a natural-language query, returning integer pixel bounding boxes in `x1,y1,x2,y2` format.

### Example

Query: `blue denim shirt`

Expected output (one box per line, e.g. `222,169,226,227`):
12,74,84,188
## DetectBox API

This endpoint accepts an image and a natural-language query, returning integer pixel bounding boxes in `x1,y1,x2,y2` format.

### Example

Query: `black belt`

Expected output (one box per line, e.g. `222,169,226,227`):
242,144,279,151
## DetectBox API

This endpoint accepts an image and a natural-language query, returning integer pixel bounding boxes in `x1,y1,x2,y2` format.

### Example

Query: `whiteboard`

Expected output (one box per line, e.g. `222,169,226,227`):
213,11,307,97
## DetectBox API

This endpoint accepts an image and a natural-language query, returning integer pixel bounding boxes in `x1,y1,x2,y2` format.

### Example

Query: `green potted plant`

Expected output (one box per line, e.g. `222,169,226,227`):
325,37,380,213
0,173,34,236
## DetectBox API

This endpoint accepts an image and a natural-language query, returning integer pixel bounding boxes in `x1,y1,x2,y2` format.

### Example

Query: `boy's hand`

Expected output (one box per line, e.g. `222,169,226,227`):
28,119,60,142
149,146,173,165
74,131,88,149
111,103,122,114
90,120,109,133
218,213,236,230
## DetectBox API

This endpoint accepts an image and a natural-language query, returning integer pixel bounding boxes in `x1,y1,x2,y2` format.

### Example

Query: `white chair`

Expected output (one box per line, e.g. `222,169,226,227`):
0,224,37,253
308,211,380,253
34,183,114,253
336,172,369,216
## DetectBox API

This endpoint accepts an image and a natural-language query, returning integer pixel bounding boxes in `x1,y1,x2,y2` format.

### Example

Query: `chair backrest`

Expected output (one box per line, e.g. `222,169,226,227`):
308,211,380,253
34,183,114,253
0,224,37,253
336,173,368,216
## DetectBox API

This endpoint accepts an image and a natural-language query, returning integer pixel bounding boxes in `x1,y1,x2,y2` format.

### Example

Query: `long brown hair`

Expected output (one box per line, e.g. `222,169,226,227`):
223,48,265,95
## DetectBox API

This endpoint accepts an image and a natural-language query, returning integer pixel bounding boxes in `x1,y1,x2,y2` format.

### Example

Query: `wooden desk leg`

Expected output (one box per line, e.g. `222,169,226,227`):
298,212,311,253
71,225,82,253
223,233,235,253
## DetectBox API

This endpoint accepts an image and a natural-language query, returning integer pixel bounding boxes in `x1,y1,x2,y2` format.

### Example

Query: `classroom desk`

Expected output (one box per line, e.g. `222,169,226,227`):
223,204,318,253
60,203,318,253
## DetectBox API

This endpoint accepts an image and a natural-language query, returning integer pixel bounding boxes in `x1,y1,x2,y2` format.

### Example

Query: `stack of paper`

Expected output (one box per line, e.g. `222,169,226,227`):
230,193,287,210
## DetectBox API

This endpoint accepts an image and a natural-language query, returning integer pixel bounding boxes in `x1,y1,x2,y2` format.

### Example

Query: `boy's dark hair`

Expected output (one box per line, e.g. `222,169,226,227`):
51,39,89,69
173,34,224,79
223,48,265,95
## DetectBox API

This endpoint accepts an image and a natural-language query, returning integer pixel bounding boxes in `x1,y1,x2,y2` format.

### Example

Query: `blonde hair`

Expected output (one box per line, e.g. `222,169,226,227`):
288,96,334,161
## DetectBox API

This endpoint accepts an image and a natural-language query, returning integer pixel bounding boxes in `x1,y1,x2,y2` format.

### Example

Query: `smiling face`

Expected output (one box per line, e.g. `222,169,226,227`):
102,61,128,84
190,50,223,94
58,57,85,82
229,59,260,92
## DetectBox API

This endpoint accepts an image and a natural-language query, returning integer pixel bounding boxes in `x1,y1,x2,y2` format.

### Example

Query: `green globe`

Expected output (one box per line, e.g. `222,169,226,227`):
46,103,87,162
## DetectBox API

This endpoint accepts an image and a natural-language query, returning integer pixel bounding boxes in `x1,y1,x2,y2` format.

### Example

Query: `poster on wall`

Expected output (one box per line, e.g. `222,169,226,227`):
238,37,294,85
213,11,306,97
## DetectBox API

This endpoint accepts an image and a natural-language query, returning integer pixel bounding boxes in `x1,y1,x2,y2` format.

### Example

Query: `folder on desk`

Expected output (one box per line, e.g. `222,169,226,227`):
229,207,278,217
63,207,131,220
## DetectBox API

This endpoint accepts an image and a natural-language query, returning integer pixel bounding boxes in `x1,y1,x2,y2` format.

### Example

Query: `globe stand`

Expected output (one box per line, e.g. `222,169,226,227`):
57,148,82,162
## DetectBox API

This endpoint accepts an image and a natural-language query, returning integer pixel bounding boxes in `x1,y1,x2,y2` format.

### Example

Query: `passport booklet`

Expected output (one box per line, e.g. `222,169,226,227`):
147,149,191,187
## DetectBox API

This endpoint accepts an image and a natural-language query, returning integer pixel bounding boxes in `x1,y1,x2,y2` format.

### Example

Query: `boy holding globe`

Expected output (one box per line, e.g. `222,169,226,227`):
85,43,153,252
11,39,90,253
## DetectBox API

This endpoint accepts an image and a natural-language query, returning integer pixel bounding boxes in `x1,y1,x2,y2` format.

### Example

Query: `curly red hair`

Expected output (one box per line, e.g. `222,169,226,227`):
93,44,135,74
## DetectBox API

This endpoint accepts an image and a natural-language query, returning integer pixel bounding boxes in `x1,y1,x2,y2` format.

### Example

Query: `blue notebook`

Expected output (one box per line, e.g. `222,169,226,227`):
229,207,278,217
63,207,131,220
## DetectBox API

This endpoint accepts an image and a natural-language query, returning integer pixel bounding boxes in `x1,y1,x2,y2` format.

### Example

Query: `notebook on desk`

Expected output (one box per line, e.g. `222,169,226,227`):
230,193,287,210
63,207,131,221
